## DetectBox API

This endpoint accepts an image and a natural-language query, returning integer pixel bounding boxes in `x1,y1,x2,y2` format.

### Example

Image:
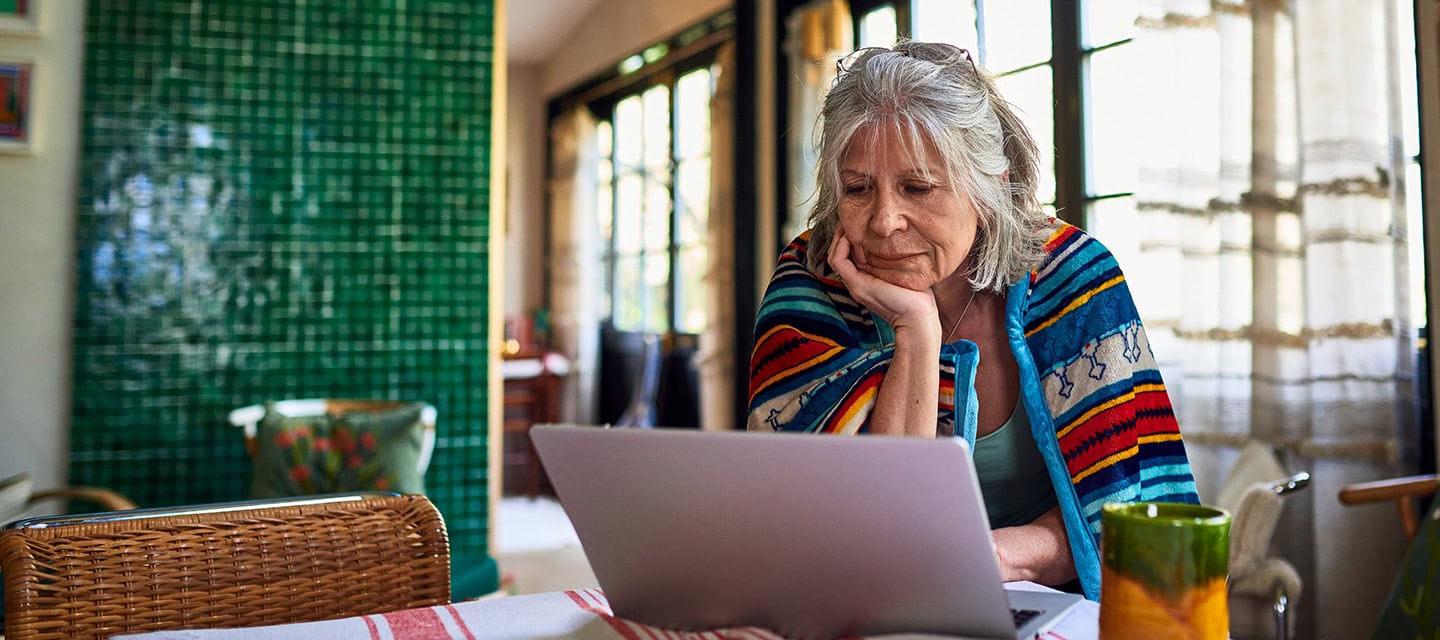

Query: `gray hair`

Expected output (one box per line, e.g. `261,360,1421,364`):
806,41,1049,294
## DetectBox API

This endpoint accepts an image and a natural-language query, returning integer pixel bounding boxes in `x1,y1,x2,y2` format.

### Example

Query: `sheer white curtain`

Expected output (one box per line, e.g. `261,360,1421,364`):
783,0,852,242
697,43,737,431
547,108,601,424
1132,1,1416,637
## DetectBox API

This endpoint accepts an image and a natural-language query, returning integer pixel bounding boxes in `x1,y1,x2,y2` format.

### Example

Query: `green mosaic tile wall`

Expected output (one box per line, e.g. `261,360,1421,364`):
71,0,495,559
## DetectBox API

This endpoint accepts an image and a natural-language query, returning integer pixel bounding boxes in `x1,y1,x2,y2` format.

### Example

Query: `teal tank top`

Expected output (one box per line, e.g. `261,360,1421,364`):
972,398,1058,529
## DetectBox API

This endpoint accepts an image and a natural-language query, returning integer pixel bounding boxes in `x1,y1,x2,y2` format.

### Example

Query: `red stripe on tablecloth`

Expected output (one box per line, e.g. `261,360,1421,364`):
363,615,383,640
383,607,451,640
443,604,477,640
1045,631,1072,640
565,589,604,612
565,589,648,640
564,589,787,640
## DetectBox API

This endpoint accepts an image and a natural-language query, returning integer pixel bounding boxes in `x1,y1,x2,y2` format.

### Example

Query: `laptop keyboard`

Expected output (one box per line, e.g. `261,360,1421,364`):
1011,608,1042,628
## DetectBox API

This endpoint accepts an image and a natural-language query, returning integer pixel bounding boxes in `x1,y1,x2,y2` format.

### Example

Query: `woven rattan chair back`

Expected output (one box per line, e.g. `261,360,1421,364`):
1,493,450,640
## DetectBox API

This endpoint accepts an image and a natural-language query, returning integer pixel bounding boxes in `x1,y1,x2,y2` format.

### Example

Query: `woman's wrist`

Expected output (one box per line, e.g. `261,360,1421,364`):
890,315,942,349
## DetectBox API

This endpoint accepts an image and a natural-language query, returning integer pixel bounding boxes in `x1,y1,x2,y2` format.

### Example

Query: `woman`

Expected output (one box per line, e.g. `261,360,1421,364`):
747,41,1199,600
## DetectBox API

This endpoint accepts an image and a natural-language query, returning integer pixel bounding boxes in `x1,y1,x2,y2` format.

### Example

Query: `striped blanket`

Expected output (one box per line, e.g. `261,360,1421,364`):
748,223,1199,599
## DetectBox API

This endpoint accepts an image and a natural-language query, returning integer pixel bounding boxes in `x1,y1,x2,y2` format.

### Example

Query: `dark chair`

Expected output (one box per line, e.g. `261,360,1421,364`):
1342,476,1440,639
1338,473,1439,541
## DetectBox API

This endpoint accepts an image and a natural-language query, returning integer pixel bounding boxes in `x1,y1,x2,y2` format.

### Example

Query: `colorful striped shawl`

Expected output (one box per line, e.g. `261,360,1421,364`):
747,224,1200,600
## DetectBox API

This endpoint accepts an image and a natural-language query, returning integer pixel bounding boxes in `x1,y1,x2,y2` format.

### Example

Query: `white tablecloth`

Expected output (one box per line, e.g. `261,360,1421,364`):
114,583,1099,640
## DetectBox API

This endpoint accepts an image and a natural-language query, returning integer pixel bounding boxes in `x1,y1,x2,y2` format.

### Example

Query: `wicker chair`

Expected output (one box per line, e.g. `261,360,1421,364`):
0,492,450,640
0,473,137,525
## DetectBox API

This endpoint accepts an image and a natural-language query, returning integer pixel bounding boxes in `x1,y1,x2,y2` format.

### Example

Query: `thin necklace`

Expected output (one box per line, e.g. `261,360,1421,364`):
944,289,978,343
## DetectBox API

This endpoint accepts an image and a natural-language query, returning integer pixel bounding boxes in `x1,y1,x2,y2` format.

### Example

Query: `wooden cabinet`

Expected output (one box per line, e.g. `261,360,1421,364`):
501,356,561,498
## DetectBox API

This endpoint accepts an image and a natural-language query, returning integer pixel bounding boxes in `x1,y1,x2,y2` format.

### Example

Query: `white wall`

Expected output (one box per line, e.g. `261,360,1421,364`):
504,64,545,317
539,0,731,98
0,1,84,511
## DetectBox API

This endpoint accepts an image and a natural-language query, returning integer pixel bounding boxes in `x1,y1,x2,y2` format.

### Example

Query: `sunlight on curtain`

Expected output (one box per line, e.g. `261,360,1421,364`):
1132,2,1421,637
698,43,737,432
547,108,600,424
1134,0,1417,464
783,0,852,243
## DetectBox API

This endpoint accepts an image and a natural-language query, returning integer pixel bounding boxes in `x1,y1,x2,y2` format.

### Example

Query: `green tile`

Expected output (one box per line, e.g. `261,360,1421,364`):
74,0,496,557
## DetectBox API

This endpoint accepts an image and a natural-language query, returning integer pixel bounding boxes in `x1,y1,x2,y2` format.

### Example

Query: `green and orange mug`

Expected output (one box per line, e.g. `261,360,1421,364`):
1099,502,1231,639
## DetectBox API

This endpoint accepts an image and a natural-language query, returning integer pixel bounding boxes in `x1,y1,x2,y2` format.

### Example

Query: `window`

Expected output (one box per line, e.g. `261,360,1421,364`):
845,1,1425,331
592,59,717,335
852,0,1058,215
545,13,732,338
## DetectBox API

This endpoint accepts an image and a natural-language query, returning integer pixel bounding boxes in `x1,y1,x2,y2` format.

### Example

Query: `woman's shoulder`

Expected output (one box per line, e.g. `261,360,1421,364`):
1032,220,1124,284
771,230,838,284
779,230,816,263
761,231,867,324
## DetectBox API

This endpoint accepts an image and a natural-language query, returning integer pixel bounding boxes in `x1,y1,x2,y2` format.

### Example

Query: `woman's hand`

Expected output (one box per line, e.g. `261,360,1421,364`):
992,506,1077,586
827,231,940,337
828,229,941,437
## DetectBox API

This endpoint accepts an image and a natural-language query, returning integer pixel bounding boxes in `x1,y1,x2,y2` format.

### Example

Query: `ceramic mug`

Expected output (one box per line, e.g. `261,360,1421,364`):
1099,501,1231,639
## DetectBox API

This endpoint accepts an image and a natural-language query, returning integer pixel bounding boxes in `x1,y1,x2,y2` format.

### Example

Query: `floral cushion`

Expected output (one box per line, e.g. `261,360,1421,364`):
250,402,426,498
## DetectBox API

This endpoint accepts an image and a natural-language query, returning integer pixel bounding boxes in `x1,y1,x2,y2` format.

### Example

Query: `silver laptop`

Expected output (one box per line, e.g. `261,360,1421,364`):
530,424,1083,639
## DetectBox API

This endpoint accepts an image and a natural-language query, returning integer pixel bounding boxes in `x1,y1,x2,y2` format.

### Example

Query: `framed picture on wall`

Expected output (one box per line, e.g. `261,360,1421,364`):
0,57,32,154
0,0,36,36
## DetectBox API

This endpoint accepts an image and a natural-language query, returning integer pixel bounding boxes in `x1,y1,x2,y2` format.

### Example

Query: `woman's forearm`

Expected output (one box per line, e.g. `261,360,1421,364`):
992,505,1076,586
868,325,941,437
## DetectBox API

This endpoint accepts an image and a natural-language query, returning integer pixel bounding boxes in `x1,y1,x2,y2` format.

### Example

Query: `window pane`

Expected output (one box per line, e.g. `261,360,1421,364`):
614,255,643,331
676,68,712,160
979,0,1051,71
676,245,709,334
676,158,709,245
643,253,670,333
595,121,614,253
643,181,670,252
597,118,615,323
859,5,898,48
599,261,612,320
1086,45,1138,196
1083,0,1137,48
597,150,614,184
615,174,643,252
994,65,1055,204
596,120,613,158
914,0,978,49
597,179,613,251
614,96,642,169
1408,161,1426,326
643,85,671,172
1396,0,1420,158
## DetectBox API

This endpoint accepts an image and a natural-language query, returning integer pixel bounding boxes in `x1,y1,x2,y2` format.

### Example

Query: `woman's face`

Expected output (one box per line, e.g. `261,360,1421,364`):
835,125,978,292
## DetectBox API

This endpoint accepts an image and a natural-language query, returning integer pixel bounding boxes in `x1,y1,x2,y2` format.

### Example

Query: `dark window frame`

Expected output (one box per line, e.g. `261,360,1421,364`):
545,11,735,336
